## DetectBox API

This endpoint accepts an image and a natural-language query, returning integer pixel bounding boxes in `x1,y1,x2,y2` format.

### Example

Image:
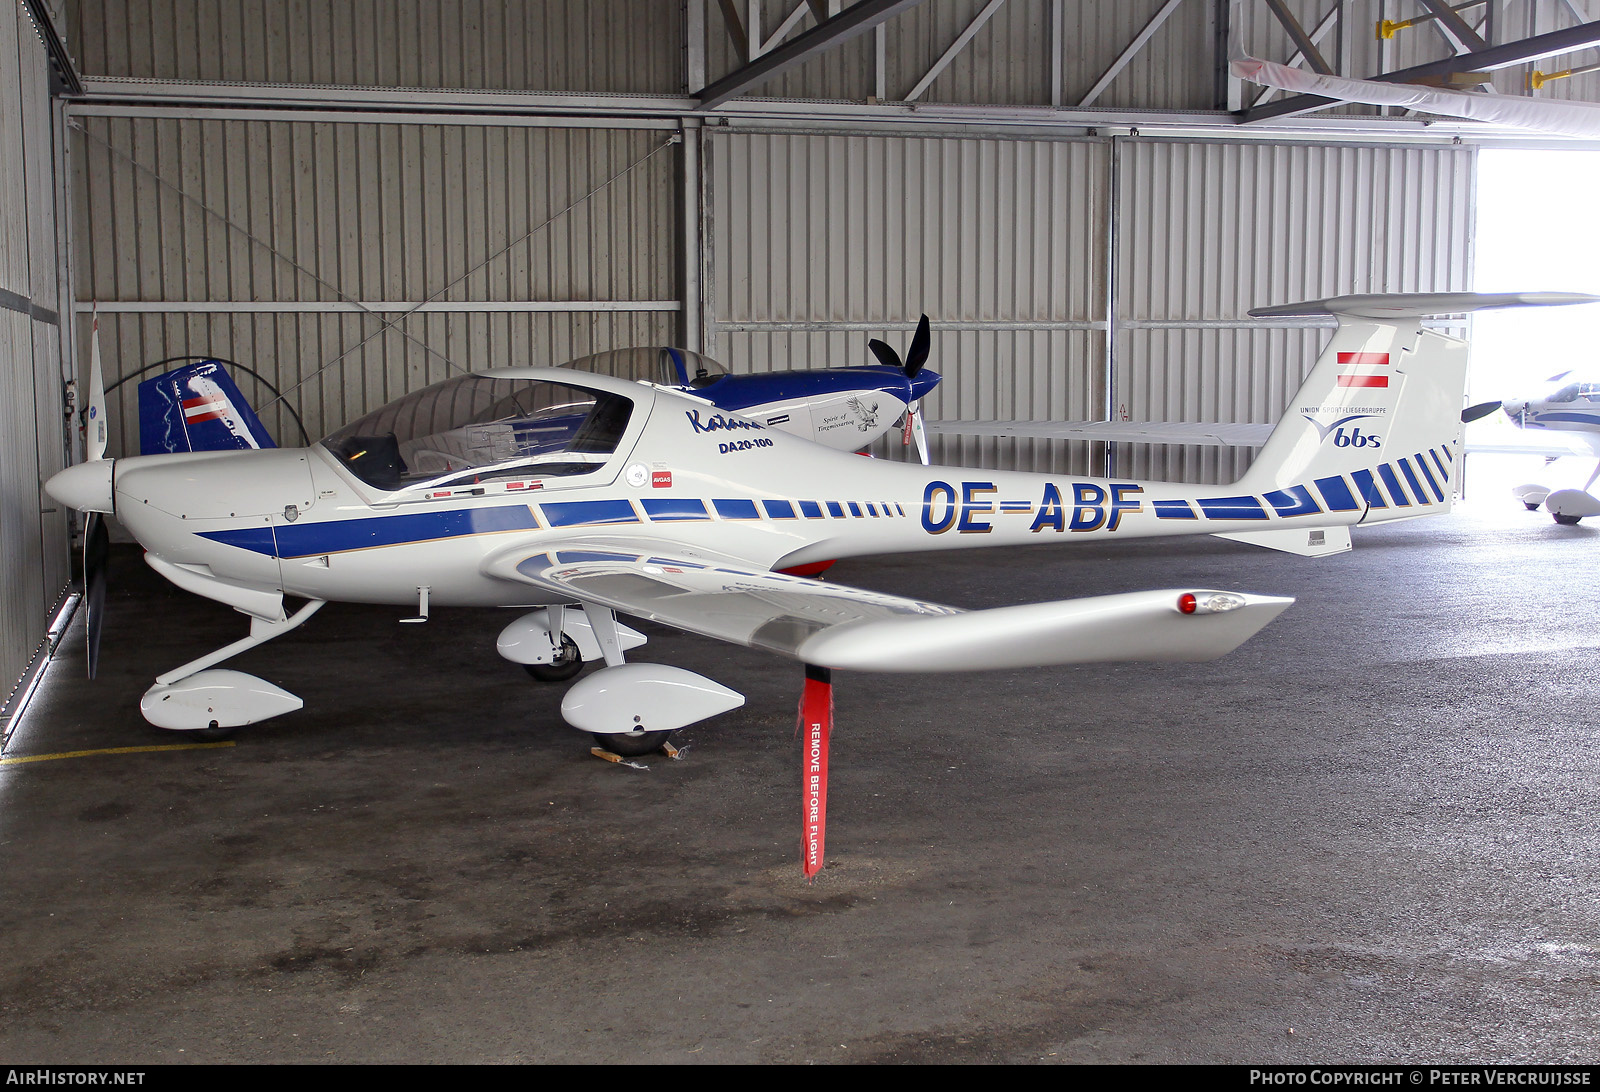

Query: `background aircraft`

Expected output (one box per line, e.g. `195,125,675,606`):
1468,376,1600,523
135,318,940,463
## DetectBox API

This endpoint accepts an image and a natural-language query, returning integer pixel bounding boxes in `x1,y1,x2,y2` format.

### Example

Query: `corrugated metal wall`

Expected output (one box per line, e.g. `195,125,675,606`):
1114,139,1476,482
708,130,1474,481
67,0,684,92
1,3,71,708
707,129,1109,474
73,118,681,453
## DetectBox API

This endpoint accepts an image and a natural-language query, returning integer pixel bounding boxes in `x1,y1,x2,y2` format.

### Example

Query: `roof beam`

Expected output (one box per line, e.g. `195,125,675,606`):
713,0,749,64
906,0,1008,102
697,0,927,108
1249,3,1343,109
1080,0,1188,108
1263,0,1335,74
1240,18,1600,122
1412,0,1489,54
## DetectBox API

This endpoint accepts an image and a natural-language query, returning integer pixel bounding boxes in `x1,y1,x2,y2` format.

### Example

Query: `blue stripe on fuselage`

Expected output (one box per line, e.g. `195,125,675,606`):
199,504,544,558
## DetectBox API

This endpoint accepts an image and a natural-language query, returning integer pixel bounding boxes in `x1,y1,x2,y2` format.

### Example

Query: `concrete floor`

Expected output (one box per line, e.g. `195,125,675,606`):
2,494,1598,1063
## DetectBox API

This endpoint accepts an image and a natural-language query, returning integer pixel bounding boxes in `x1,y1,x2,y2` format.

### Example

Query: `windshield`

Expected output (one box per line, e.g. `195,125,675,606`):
562,347,728,387
321,375,634,492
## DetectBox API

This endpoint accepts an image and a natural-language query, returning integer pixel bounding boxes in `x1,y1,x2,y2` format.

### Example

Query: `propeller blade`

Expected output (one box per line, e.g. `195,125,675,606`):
903,315,931,378
1461,400,1502,424
866,338,902,371
85,311,107,461
1545,370,1572,384
84,511,108,680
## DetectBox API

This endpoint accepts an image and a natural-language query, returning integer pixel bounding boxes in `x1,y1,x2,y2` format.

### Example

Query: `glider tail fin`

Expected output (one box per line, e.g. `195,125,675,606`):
1236,292,1598,523
138,360,277,456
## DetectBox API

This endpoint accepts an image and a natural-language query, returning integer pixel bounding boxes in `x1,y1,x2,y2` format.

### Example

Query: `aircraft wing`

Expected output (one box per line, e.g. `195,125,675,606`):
925,419,1273,447
483,540,1292,672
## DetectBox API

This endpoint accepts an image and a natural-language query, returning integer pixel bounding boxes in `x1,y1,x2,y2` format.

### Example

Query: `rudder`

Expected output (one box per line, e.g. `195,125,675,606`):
138,360,277,455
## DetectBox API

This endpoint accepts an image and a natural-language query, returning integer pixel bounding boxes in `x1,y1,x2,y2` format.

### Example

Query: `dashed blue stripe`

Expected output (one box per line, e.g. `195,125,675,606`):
640,498,709,521
541,499,638,527
1196,496,1268,520
1399,459,1430,506
713,498,761,520
1378,464,1411,506
1314,476,1361,512
1263,485,1321,517
1351,469,1387,509
1413,453,1445,502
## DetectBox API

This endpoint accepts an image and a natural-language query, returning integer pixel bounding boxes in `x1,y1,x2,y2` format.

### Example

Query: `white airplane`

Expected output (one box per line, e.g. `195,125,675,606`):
1473,376,1600,524
44,292,1588,872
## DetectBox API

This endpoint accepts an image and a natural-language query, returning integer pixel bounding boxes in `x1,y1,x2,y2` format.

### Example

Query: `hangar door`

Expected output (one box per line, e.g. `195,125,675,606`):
0,6,71,718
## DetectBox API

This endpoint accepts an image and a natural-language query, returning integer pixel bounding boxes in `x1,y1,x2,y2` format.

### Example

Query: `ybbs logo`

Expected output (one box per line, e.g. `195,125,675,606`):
1332,425,1382,449
1303,413,1382,449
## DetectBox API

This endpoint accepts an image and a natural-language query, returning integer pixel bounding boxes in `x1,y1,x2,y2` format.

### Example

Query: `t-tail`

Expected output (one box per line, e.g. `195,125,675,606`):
1217,292,1598,555
138,360,276,455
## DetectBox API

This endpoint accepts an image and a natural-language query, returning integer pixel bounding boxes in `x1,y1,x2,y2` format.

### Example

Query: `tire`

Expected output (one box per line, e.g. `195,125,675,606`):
522,634,584,682
1554,513,1583,525
1525,501,1541,511
592,729,672,757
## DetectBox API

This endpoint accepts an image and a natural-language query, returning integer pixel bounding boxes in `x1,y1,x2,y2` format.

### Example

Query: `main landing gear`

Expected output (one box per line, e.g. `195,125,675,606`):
497,604,745,755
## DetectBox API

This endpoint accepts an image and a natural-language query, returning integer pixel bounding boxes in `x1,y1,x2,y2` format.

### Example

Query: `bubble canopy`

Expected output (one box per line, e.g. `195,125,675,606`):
321,373,636,492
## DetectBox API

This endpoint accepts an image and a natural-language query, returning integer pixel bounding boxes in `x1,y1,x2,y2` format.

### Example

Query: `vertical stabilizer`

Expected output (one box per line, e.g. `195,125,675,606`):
138,361,277,456
1237,292,1598,523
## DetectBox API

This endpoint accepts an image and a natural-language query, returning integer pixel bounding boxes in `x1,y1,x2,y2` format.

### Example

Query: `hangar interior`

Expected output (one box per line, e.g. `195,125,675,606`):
3,0,1600,1064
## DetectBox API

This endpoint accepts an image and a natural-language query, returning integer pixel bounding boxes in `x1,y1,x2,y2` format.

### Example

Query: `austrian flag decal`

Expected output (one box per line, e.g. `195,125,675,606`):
182,396,228,424
1336,351,1390,388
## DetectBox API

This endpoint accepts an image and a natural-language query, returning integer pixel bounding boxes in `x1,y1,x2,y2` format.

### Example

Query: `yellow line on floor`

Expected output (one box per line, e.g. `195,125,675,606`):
0,742,236,765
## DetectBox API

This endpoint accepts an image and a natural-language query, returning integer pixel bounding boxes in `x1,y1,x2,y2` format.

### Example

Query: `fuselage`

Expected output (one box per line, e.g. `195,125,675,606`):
1504,382,1600,453
104,368,1455,612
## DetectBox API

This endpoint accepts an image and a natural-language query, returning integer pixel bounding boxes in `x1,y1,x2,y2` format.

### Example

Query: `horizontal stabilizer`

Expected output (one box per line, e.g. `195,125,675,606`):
1214,525,1351,558
1249,292,1599,320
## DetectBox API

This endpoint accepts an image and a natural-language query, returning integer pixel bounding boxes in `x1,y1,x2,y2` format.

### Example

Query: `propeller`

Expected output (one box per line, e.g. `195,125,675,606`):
868,315,932,464
84,511,108,679
81,310,110,676
1461,400,1502,424
85,310,107,461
